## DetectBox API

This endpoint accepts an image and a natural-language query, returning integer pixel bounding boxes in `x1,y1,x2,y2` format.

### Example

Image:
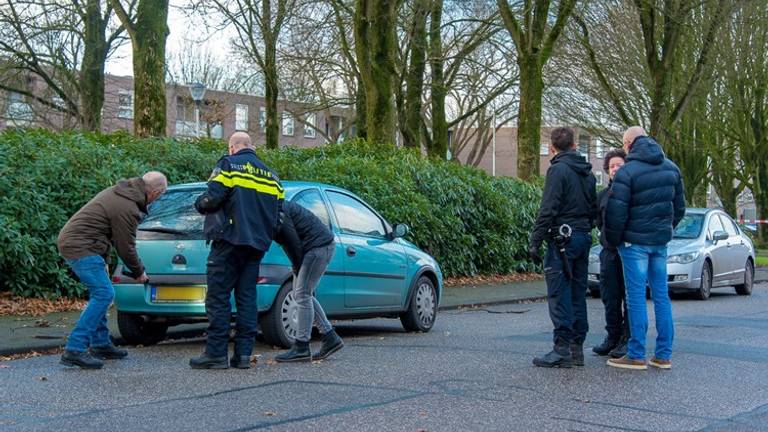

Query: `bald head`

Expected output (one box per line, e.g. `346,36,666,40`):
142,171,167,203
622,126,647,151
229,132,253,154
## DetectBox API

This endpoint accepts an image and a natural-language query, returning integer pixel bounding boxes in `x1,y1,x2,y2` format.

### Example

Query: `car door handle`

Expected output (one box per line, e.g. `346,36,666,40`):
346,246,356,257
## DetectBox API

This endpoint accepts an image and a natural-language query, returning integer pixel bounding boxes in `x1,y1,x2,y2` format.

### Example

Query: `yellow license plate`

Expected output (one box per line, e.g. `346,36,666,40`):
152,285,206,303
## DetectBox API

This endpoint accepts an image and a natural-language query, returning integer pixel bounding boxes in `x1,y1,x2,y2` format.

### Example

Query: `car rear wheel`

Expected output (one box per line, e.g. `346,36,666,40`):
735,260,754,296
400,276,437,332
262,281,296,348
695,262,712,301
117,311,168,346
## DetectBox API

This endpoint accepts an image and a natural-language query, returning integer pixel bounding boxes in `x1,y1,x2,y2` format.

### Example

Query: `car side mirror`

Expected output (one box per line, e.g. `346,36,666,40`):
712,231,728,242
392,223,409,239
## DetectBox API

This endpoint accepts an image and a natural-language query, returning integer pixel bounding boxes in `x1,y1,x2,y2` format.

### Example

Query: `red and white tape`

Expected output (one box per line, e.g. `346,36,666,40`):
740,219,768,224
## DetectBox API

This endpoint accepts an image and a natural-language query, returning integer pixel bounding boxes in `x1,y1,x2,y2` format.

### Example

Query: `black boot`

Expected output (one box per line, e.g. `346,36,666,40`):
275,340,311,362
313,330,344,360
609,335,628,359
570,343,584,367
533,338,573,368
229,355,252,369
592,336,620,356
60,350,104,369
189,352,228,369
90,344,128,360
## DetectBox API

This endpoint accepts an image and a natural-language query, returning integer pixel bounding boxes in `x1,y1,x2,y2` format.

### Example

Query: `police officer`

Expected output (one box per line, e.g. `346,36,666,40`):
528,127,597,368
190,132,284,369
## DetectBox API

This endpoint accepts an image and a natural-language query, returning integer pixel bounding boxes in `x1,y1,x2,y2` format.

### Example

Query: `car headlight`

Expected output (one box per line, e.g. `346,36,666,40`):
589,254,599,264
667,252,700,264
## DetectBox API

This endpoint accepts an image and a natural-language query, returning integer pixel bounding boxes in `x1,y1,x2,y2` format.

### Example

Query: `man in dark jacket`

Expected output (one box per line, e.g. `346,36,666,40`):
529,127,597,368
604,127,685,371
58,172,167,369
593,148,630,358
190,132,284,369
273,201,343,362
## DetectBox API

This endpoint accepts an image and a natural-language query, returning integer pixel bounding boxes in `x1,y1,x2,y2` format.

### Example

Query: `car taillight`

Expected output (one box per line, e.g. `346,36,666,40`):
111,275,121,283
257,277,268,284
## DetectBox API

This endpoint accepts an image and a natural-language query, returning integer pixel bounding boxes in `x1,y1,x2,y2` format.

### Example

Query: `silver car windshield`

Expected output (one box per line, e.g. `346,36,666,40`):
674,214,704,239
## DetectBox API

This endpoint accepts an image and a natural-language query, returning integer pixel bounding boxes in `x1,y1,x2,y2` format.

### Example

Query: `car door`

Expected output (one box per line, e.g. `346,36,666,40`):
291,188,346,315
718,213,748,284
325,190,407,310
706,213,730,285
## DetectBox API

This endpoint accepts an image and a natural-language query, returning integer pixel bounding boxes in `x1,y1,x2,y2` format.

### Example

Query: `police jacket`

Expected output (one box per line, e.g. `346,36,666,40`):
529,149,597,250
274,201,335,273
604,136,685,247
195,148,284,251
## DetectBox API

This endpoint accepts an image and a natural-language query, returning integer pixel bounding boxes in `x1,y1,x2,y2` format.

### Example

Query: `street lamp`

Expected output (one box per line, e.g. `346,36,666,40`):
188,82,206,137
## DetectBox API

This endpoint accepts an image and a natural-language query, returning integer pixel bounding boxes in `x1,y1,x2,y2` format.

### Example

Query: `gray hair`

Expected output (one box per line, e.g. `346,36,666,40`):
142,171,167,193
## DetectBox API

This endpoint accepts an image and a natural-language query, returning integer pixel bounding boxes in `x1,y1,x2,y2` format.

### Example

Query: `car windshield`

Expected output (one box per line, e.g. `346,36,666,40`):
674,214,704,239
139,189,204,237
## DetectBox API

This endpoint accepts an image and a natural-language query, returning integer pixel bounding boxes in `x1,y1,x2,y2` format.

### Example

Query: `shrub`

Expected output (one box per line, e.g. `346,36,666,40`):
0,130,541,297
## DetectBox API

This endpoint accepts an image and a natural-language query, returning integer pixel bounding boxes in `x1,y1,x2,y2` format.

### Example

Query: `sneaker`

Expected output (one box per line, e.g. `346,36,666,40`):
90,344,128,360
649,357,672,370
607,356,647,370
608,341,628,359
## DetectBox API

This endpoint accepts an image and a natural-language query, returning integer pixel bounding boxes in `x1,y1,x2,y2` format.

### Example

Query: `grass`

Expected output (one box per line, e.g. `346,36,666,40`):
757,249,768,267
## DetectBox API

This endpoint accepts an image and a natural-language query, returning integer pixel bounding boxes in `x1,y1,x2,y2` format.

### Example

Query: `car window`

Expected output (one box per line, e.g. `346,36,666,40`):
138,189,204,238
719,214,739,237
292,189,331,228
707,213,725,238
327,191,386,237
674,214,704,239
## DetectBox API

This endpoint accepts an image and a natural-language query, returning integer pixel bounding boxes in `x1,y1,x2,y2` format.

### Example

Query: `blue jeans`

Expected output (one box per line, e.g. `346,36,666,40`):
618,244,674,361
65,255,114,353
543,231,591,344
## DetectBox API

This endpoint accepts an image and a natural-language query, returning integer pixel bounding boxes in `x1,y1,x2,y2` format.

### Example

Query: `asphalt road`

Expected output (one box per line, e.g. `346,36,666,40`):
2,283,768,432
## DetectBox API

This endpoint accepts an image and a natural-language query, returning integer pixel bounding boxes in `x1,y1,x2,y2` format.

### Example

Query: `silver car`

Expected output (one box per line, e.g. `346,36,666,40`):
588,208,756,300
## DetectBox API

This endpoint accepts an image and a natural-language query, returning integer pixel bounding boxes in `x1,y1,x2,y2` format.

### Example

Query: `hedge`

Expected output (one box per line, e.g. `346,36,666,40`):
0,129,541,298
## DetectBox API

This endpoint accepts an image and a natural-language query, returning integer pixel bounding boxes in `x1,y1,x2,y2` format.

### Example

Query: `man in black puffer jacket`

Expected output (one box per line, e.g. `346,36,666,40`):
529,127,597,368
604,127,685,371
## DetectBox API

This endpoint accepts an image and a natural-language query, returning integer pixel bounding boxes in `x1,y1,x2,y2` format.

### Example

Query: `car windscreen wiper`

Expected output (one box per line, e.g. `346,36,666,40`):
138,227,188,235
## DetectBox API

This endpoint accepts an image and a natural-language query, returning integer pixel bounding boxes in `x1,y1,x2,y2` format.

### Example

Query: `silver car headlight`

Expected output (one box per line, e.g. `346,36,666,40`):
667,251,700,264
589,254,599,264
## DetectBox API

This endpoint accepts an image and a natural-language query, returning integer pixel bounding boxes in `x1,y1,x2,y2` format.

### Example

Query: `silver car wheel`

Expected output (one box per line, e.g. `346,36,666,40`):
280,291,299,341
416,282,436,326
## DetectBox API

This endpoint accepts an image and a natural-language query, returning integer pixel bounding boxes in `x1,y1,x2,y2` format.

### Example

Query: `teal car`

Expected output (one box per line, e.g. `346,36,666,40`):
112,181,443,348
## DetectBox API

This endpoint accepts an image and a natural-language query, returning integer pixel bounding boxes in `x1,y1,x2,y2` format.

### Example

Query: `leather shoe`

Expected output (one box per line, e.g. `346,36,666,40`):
90,344,128,360
230,355,252,369
60,350,103,369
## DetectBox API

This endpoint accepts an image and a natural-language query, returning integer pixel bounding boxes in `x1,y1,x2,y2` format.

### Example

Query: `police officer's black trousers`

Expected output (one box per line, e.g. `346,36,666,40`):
204,240,265,358
599,247,630,340
544,232,591,344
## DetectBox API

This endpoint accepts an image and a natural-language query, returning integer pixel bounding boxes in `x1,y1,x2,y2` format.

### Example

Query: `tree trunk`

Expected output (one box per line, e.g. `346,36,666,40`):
360,0,397,144
264,36,280,149
354,81,367,139
428,0,447,158
516,55,544,180
131,0,169,137
79,0,107,132
402,0,429,149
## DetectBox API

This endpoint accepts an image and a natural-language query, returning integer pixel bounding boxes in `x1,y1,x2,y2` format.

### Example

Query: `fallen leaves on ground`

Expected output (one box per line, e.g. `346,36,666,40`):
0,348,62,362
443,273,542,287
264,359,277,366
36,376,48,381
0,292,86,317
263,411,278,417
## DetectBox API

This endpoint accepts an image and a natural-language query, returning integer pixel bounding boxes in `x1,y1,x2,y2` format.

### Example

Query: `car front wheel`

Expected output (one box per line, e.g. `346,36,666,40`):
735,260,754,296
262,281,297,348
117,311,168,346
400,276,437,332
695,262,712,301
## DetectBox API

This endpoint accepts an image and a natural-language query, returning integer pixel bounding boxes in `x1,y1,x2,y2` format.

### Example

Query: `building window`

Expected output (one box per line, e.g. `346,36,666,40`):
118,90,133,119
6,91,33,126
282,112,294,136
259,107,266,132
235,104,248,131
594,138,605,159
175,97,195,137
540,143,550,156
578,134,590,160
304,113,316,138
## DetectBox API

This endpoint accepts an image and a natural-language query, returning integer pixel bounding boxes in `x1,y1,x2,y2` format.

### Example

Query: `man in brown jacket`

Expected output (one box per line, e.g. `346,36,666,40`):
58,172,167,369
